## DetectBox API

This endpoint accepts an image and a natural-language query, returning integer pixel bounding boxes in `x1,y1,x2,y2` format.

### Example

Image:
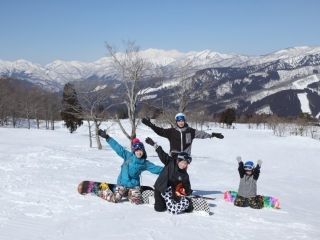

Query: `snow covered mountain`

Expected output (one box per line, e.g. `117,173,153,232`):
1,46,319,87
1,46,319,88
1,46,320,117
138,47,320,117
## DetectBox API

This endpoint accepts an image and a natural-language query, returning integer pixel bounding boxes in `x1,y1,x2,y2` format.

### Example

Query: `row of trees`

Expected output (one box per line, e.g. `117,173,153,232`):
243,113,320,139
0,77,61,129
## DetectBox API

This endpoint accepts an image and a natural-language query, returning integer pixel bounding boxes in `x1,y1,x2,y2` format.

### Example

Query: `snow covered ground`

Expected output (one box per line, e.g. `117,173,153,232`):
1,121,320,240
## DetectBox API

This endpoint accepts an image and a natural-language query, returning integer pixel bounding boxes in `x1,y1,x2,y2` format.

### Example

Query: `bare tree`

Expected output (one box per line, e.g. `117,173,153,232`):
8,93,19,128
106,41,152,141
0,80,10,126
266,115,288,137
308,125,319,139
156,58,198,126
148,59,196,126
32,90,46,129
61,80,122,149
19,86,35,129
77,88,111,149
188,110,208,130
47,93,61,130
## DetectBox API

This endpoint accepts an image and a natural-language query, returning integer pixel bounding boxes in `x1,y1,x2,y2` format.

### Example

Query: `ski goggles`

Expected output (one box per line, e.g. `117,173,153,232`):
177,153,192,164
132,142,145,152
244,161,254,170
175,116,186,122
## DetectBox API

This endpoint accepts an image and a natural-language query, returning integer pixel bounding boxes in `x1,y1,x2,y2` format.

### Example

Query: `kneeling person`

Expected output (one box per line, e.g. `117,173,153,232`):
145,137,193,214
234,156,263,209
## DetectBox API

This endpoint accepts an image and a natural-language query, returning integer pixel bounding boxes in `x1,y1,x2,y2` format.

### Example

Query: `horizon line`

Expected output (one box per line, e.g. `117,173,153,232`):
1,44,320,66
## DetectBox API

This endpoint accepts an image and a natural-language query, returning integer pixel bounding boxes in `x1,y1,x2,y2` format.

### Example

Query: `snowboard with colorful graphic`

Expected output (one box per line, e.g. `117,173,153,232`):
77,180,153,200
78,181,214,214
223,190,280,209
141,189,214,215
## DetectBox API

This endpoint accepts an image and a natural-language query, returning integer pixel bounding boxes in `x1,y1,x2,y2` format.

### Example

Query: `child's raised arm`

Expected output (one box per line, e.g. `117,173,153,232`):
145,137,171,166
253,160,262,180
237,156,245,178
98,129,131,161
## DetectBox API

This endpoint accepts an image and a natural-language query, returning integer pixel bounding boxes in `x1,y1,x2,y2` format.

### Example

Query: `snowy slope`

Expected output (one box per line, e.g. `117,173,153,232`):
297,93,312,114
1,121,320,240
244,73,319,104
292,74,320,90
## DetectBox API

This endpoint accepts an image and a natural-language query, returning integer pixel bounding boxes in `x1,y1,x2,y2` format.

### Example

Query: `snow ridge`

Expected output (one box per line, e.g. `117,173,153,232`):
1,46,320,89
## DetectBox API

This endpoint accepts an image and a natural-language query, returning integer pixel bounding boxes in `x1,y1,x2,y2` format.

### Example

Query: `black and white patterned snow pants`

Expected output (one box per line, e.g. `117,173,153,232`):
161,186,190,214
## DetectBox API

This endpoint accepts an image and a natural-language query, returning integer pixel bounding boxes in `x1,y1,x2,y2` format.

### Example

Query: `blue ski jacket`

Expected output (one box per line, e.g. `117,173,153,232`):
106,137,163,188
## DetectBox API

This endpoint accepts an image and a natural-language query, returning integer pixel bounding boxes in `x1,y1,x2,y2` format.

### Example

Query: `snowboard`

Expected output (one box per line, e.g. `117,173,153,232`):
77,180,153,201
141,189,213,215
223,190,280,209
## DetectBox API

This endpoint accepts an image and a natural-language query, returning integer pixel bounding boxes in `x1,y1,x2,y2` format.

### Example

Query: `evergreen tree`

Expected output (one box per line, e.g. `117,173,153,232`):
61,83,83,133
220,108,236,127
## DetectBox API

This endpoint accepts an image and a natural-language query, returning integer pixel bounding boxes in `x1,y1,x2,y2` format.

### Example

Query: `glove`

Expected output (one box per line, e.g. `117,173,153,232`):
145,137,155,146
174,183,186,198
236,156,242,163
212,132,224,139
98,129,109,139
175,187,186,197
257,159,263,166
141,117,152,127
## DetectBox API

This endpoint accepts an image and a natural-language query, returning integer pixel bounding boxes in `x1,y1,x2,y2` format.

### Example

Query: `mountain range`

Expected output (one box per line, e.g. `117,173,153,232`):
1,46,320,117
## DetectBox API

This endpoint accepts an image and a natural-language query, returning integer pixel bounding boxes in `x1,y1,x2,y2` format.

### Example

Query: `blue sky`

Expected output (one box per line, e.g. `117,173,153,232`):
1,0,319,64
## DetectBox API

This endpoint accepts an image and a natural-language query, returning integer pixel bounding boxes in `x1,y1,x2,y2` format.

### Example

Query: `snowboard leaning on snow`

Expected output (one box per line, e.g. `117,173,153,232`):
224,190,280,209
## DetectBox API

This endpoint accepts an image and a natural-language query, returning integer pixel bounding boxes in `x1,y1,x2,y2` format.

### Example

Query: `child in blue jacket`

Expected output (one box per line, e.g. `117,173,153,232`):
98,129,163,204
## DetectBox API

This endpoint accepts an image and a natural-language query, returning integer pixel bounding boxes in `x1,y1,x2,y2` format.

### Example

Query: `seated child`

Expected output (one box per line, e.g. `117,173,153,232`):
234,156,263,209
98,129,163,204
145,137,193,214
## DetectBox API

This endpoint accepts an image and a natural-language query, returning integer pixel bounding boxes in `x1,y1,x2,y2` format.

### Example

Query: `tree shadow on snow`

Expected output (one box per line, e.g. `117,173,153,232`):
192,190,223,208
193,190,223,195
209,203,217,207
